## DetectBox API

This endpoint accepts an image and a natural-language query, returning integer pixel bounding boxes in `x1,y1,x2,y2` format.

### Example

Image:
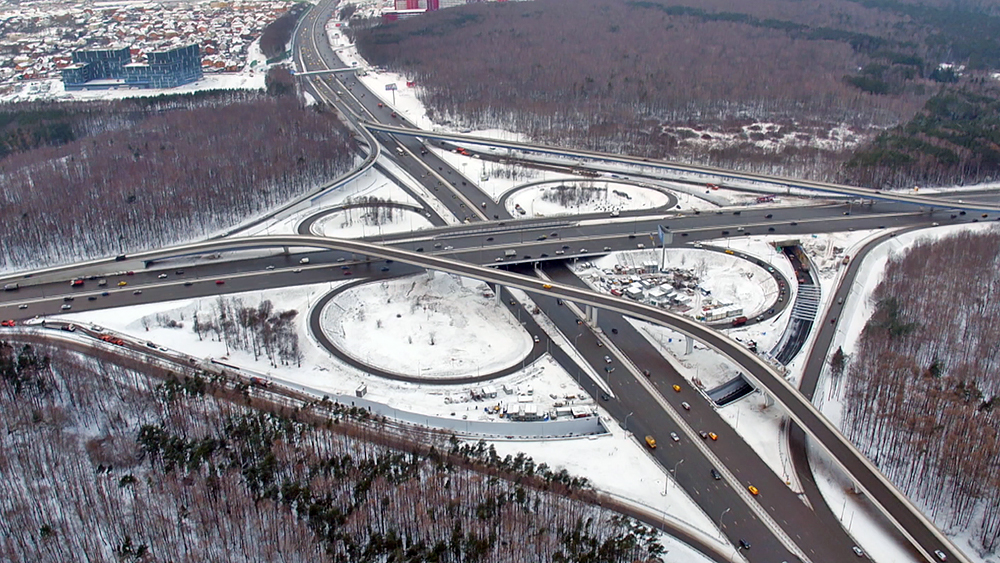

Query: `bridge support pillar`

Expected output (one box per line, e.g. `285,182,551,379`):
763,393,774,408
494,284,502,307
282,246,289,255
685,336,694,355
585,306,598,326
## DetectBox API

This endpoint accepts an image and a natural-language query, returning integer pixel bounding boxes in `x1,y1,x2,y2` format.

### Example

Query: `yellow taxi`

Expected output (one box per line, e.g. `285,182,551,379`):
672,384,681,392
118,281,127,287
708,432,718,441
748,485,759,495
542,284,553,289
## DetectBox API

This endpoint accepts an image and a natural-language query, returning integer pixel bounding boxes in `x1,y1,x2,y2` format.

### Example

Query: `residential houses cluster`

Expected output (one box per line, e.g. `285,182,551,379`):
0,0,293,85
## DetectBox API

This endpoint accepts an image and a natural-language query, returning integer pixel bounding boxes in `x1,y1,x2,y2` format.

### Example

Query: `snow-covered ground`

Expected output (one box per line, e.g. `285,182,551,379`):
810,221,1000,563
311,206,434,238
321,273,531,378
572,248,779,326
505,181,673,218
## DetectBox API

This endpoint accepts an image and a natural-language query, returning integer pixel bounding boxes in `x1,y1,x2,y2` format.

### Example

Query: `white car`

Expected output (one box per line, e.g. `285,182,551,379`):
157,273,168,279
61,304,71,310
670,432,680,442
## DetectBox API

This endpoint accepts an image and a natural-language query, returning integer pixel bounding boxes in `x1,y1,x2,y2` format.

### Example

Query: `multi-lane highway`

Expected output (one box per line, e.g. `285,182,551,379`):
0,3,987,563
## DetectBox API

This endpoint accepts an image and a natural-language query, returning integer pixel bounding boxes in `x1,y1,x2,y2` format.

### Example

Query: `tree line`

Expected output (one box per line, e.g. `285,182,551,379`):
0,340,667,562
0,92,355,271
832,229,1000,553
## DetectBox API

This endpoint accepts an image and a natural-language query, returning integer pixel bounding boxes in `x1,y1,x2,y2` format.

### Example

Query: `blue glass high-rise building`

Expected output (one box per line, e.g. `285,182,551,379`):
62,44,202,90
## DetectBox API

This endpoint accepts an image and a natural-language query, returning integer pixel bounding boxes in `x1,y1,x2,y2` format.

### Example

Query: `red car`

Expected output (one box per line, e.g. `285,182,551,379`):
1,319,14,327
215,280,225,285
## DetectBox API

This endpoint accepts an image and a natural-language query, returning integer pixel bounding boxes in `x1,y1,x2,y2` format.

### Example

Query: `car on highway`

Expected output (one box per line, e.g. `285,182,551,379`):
88,296,97,301
63,296,74,302
118,281,127,287
157,273,168,279
381,267,390,272
61,304,71,310
670,432,680,442
542,284,553,289
711,468,722,480
680,401,690,410
266,265,276,270
533,335,540,343
852,546,864,557
343,271,352,276
708,432,718,440
747,485,759,495
101,292,109,296
133,290,142,295
604,246,611,251
18,304,27,309
175,269,184,275
1,320,14,327
739,539,751,550
98,279,107,286
644,436,657,449
672,384,681,392
934,550,948,561
603,355,612,364
215,280,225,285
184,282,193,287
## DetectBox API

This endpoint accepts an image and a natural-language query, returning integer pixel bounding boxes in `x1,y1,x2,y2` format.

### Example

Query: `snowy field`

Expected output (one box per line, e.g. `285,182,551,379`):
505,181,674,218
321,273,531,378
310,206,434,238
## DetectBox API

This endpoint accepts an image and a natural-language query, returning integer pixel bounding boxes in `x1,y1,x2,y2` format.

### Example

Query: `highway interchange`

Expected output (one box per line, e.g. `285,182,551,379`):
3,3,1000,563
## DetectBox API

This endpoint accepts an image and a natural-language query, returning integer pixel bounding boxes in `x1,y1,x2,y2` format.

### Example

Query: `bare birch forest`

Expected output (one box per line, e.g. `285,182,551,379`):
0,341,665,562
352,0,1000,185
0,92,355,271
836,229,1000,553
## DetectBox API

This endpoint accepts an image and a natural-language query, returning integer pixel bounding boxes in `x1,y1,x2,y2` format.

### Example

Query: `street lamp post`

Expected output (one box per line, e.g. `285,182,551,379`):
719,507,731,530
623,411,633,430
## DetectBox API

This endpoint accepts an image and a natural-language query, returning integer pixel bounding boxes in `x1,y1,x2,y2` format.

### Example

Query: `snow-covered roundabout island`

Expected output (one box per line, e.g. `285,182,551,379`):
309,204,434,238
504,180,675,218
320,273,533,379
